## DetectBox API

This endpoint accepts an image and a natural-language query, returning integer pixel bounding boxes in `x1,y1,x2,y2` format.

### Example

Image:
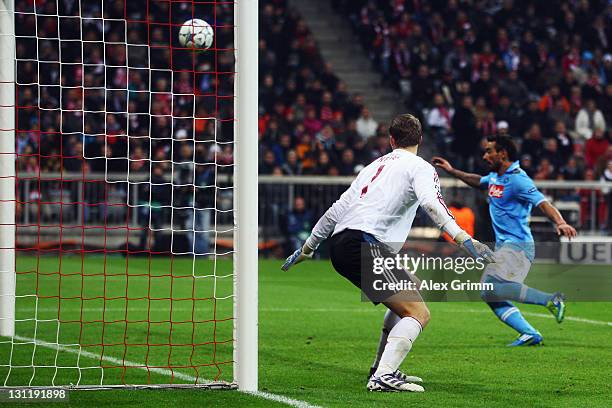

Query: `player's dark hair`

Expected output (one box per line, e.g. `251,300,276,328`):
487,134,518,161
389,113,422,147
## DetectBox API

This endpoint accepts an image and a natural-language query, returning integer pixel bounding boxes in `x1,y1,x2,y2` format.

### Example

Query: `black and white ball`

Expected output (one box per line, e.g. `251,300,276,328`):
178,19,214,50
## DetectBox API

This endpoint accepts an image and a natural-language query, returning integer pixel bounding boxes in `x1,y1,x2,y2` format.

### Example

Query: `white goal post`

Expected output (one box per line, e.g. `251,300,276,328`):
234,0,259,393
0,0,258,391
0,0,16,339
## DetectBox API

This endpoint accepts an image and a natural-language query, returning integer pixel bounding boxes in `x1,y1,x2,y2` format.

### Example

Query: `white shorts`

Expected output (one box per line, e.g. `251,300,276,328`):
481,246,531,284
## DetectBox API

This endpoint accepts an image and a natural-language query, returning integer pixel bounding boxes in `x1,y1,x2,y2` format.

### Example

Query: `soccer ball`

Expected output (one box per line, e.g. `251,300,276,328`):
178,19,214,50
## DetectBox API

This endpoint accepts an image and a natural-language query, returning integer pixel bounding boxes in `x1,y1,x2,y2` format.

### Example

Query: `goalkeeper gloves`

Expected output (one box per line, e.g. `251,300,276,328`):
454,231,496,264
281,244,314,271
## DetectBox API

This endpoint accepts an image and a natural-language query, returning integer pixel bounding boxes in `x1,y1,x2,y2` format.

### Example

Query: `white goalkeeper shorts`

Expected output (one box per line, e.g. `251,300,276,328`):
481,246,531,284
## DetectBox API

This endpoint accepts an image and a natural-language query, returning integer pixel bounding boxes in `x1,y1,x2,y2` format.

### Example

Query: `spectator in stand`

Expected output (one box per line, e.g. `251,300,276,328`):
451,96,479,170
502,42,521,72
370,133,391,161
282,150,303,175
352,137,370,166
534,157,557,181
327,133,348,164
410,65,436,112
285,196,315,253
310,151,332,176
316,124,336,151
356,107,378,140
520,154,536,178
338,149,357,176
295,134,317,172
341,119,361,144
472,69,493,100
260,74,278,113
500,70,529,108
552,121,574,165
344,93,365,122
541,138,564,173
547,98,574,131
496,121,510,137
427,93,454,155
560,156,584,181
303,107,323,136
519,96,547,136
585,129,610,169
272,133,293,165
575,99,607,140
538,85,569,114
521,124,544,162
479,111,498,139
494,95,520,133
595,146,612,178
259,150,277,175
319,91,337,122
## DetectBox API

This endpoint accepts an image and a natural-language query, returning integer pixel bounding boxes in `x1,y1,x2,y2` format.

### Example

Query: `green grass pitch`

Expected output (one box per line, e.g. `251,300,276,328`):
1,257,611,407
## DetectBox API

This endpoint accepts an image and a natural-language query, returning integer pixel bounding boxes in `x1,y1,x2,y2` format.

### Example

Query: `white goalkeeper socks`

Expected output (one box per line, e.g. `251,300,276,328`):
374,316,423,377
371,310,401,370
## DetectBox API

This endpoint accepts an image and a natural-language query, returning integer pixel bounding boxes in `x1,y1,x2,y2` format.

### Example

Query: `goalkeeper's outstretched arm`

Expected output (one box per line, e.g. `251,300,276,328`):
281,181,359,271
305,180,359,251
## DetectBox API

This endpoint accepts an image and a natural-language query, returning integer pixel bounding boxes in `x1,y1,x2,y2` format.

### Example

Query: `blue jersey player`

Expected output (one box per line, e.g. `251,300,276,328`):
433,135,577,346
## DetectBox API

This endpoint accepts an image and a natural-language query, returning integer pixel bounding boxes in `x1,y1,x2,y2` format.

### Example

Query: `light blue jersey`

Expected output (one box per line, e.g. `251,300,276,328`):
479,161,546,261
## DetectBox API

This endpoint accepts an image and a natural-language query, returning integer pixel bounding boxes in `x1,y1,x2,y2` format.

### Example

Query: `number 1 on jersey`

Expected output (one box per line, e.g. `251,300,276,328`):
360,165,385,197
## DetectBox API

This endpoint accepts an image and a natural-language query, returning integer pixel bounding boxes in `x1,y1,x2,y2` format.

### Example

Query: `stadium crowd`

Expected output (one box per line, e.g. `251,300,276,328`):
329,0,611,179
258,0,394,177
260,0,612,232
14,0,236,253
15,0,235,177
10,0,612,244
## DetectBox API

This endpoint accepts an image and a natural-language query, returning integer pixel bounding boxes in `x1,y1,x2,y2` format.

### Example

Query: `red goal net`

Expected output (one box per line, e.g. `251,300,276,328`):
0,0,237,387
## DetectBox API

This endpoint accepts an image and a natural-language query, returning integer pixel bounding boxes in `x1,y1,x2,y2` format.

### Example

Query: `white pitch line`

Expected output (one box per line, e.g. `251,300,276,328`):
11,334,195,383
16,306,612,326
263,306,612,327
10,335,322,408
245,391,323,408
453,307,612,327
490,310,612,327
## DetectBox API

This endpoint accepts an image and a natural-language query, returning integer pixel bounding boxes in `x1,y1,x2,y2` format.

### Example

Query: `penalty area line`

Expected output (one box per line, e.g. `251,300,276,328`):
10,335,322,408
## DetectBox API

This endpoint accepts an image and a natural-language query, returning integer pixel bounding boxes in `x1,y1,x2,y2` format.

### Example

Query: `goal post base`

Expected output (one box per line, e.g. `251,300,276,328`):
1,383,238,391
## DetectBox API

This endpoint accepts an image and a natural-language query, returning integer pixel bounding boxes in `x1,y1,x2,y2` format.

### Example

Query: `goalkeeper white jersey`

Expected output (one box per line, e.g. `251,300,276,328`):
305,149,462,253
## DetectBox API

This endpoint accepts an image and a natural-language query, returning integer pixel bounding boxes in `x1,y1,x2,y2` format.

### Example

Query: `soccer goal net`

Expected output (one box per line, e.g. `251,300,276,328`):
0,0,257,390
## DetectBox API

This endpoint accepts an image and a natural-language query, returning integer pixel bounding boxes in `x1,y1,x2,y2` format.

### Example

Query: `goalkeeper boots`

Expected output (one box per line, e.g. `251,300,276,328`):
367,373,424,392
546,292,566,323
508,332,543,347
368,367,422,384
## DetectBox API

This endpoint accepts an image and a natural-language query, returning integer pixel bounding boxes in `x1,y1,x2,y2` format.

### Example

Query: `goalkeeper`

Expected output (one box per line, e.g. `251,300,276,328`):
282,114,494,392
433,134,577,346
